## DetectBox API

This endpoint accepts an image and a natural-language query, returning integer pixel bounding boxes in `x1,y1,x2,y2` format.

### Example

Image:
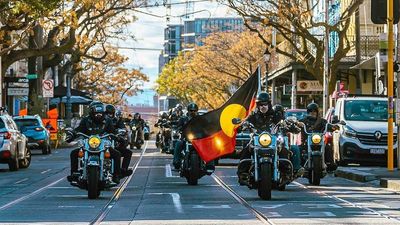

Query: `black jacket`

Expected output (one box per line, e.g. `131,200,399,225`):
75,116,115,136
246,109,275,132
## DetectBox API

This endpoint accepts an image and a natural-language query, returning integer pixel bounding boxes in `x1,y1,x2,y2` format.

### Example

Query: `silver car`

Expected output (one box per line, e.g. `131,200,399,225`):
0,114,30,171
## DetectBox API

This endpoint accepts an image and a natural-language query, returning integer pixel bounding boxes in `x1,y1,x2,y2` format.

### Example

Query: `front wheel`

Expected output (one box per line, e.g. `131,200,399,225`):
19,147,31,168
186,152,200,185
258,163,272,200
309,156,322,185
87,166,100,199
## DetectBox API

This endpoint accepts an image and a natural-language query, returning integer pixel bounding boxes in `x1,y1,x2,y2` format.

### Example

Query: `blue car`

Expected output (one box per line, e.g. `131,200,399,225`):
13,115,51,155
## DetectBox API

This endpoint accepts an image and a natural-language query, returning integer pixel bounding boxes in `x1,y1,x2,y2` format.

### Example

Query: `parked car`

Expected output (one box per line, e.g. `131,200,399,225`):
14,115,51,155
0,112,30,171
285,109,307,120
331,95,397,166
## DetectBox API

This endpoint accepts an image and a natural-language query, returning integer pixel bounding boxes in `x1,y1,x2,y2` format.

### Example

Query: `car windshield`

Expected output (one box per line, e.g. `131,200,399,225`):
344,100,387,121
285,111,308,120
15,119,40,129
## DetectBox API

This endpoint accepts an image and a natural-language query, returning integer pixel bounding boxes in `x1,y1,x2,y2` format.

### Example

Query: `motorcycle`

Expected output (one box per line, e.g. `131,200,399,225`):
233,118,298,200
129,121,143,149
169,125,180,154
68,131,122,199
143,123,150,141
301,123,333,185
156,120,171,153
179,141,214,185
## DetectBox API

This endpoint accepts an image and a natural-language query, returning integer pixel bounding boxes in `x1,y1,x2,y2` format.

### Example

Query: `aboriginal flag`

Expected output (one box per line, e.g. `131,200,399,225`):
183,69,259,162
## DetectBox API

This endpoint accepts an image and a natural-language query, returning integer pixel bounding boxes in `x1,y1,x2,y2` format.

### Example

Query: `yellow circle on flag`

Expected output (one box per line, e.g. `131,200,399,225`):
220,104,247,137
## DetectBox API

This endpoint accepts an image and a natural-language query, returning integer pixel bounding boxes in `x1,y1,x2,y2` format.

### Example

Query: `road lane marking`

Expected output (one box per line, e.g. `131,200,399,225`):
261,204,286,209
295,211,336,217
14,178,29,184
193,205,231,209
148,193,183,213
58,205,95,208
41,169,52,174
293,181,400,223
0,177,64,211
301,204,342,209
165,164,180,178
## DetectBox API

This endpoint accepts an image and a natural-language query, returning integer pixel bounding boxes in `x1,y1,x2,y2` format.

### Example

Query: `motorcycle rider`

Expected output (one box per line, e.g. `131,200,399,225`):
130,112,145,145
105,104,133,177
297,102,338,170
172,103,199,169
155,112,170,149
67,102,122,184
237,92,275,184
175,104,184,117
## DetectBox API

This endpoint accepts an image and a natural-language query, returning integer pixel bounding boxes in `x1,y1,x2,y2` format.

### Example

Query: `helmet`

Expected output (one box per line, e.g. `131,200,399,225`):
256,92,270,104
89,101,102,108
115,110,122,118
134,112,141,119
105,104,116,117
175,104,183,111
307,103,319,113
273,104,285,121
161,112,168,118
89,103,105,121
187,103,198,112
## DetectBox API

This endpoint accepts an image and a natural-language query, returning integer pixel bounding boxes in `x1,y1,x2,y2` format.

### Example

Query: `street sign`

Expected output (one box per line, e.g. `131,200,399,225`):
7,88,29,96
42,79,54,98
26,74,38,79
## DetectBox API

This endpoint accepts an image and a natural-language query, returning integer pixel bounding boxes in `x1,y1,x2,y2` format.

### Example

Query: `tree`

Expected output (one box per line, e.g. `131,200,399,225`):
157,30,266,109
225,0,363,92
75,47,149,105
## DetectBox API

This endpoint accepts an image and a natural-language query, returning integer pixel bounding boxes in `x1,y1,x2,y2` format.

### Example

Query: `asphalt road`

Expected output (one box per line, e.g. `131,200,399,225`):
0,141,399,225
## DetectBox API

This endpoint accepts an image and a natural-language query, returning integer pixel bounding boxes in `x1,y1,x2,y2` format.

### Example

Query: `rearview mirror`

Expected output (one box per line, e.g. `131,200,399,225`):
331,115,339,124
232,118,242,125
338,120,346,125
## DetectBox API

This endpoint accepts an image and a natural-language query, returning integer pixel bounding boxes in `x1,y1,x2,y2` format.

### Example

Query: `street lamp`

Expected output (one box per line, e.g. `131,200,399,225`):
263,48,271,91
65,64,72,125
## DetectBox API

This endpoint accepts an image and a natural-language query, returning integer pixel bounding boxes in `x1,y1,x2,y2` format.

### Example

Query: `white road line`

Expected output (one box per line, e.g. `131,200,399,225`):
41,169,52,174
293,181,400,223
165,164,180,178
14,178,28,184
193,205,231,209
58,205,95,208
148,193,183,213
0,177,64,211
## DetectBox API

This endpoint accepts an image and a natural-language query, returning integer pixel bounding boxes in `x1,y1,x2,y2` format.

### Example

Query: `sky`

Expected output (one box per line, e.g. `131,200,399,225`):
116,0,237,106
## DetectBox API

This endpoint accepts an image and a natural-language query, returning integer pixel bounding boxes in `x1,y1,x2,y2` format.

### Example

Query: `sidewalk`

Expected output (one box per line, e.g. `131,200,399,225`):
335,167,400,192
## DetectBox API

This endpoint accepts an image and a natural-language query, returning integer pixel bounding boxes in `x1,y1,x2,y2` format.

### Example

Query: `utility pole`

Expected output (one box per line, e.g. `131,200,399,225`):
388,0,395,171
323,0,330,116
397,21,400,170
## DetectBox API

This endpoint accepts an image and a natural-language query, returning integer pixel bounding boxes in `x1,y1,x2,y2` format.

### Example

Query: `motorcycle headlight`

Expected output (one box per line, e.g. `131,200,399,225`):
258,134,272,147
312,134,322,144
132,127,137,131
88,136,101,149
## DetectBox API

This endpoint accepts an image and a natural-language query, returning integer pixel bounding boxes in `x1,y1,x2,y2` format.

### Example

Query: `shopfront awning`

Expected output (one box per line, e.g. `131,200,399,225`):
349,56,376,70
53,86,91,98
50,96,92,105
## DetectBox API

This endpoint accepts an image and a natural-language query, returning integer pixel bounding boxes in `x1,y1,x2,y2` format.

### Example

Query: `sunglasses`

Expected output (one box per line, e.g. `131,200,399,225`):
259,104,268,107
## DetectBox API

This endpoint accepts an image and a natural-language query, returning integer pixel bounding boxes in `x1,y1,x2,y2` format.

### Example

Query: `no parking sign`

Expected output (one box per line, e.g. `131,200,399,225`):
42,79,54,98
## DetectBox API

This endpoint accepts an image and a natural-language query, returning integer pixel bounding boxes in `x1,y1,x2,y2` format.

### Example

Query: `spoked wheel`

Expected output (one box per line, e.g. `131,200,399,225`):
19,147,31,168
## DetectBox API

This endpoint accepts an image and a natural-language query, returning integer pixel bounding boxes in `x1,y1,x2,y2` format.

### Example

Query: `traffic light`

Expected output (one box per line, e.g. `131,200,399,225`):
371,0,400,24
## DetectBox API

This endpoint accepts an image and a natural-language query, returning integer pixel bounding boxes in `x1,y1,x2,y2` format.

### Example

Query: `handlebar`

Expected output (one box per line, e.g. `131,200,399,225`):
301,122,330,135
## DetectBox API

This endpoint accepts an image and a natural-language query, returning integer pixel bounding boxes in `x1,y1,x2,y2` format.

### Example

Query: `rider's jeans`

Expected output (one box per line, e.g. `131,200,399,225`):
289,145,301,171
173,140,185,166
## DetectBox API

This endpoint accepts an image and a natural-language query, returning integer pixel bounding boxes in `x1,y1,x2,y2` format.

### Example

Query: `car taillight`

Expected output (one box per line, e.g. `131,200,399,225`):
35,127,44,131
1,151,11,158
1,132,11,139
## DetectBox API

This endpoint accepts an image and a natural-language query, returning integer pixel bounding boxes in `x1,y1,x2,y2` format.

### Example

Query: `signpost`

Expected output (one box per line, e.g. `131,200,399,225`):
42,79,54,115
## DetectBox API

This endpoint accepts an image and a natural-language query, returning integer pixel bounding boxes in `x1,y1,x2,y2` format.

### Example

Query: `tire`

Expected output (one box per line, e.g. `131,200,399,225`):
258,163,272,200
278,184,286,191
9,150,19,171
47,144,52,154
87,166,100,199
144,134,149,141
309,156,322,185
19,147,31,169
186,152,200,185
42,145,49,155
136,144,142,150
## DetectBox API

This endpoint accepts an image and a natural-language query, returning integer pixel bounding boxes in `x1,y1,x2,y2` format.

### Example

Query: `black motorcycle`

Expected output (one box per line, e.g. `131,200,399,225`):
129,121,143,149
68,132,122,199
179,141,214,185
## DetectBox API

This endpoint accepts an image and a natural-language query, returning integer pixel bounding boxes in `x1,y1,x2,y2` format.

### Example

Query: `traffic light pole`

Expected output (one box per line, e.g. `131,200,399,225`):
388,0,395,171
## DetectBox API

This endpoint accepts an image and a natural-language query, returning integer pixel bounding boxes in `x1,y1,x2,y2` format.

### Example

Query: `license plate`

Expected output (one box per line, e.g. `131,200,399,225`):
370,148,385,154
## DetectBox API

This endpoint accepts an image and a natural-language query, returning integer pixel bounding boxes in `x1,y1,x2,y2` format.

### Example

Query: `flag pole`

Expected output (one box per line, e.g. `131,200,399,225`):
257,64,262,93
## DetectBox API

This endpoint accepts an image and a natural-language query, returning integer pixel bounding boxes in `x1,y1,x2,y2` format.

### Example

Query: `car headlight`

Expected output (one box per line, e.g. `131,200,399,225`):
88,136,101,149
343,125,357,138
259,133,272,147
312,134,322,144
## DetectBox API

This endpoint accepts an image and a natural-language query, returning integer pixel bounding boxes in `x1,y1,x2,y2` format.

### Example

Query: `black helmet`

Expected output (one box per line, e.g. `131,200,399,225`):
134,112,141,119
273,104,284,115
176,104,183,110
89,103,105,121
105,104,116,117
89,101,102,108
161,112,168,118
256,92,270,104
115,110,122,118
307,103,319,113
187,103,198,112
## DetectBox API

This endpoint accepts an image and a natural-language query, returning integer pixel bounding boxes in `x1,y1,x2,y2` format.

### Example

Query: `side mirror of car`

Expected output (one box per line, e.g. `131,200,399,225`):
232,118,242,125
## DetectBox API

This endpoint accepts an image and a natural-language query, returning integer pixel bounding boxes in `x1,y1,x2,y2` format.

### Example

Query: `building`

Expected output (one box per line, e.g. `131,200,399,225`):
182,17,244,51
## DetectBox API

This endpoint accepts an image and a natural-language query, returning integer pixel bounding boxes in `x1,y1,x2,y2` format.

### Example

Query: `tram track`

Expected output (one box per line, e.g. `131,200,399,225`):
90,141,149,225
